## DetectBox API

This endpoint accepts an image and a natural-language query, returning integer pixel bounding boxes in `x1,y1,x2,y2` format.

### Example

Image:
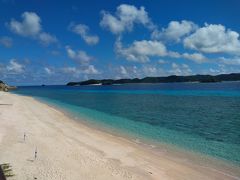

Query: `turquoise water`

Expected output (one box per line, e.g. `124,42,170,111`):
13,82,240,164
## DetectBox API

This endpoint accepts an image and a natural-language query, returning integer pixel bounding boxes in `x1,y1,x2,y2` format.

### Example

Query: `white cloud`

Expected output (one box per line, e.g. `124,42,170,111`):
133,66,138,74
158,59,168,64
184,24,240,55
83,65,100,74
182,52,207,63
115,36,208,64
165,51,208,64
120,65,128,75
114,65,168,78
65,46,93,65
6,59,24,74
209,68,221,74
62,67,78,74
168,51,181,58
44,67,53,75
100,4,153,34
219,57,240,65
38,32,57,45
140,65,168,77
62,65,99,76
142,66,157,75
7,11,57,45
169,63,192,75
162,51,208,64
70,23,99,45
114,65,139,78
115,38,208,64
0,36,13,48
62,67,81,78
116,39,167,63
207,64,230,74
8,12,41,36
152,20,198,42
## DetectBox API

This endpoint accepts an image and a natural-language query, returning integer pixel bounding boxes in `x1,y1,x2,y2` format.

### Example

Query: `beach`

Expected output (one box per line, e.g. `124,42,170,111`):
0,92,239,180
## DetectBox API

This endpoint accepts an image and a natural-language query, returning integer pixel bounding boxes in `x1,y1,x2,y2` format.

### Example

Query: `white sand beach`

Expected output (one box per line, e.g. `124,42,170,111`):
0,92,239,180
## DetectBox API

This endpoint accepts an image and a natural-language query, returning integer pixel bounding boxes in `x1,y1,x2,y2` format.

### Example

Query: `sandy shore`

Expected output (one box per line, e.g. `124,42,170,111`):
0,92,239,180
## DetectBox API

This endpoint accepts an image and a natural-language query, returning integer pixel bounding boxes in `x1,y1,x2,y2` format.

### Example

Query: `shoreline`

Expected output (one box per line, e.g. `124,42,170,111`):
32,94,240,167
0,92,240,179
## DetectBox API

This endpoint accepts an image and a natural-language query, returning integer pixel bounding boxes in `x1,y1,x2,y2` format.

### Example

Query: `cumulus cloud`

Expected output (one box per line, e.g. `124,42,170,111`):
184,24,240,55
182,52,207,63
100,6,240,66
6,59,24,74
207,64,231,75
38,32,57,45
219,57,240,65
114,65,139,78
115,39,167,63
0,36,13,48
62,67,78,74
142,66,157,75
120,65,128,75
44,67,53,75
62,65,99,75
70,23,99,45
169,63,192,75
65,46,93,65
100,4,154,34
83,65,100,74
152,20,198,42
165,51,208,64
158,59,167,64
115,37,208,64
115,65,165,78
7,11,57,45
8,12,41,36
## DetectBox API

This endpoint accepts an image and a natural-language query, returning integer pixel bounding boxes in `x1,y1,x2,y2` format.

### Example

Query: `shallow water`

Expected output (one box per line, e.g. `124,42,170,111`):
13,82,240,164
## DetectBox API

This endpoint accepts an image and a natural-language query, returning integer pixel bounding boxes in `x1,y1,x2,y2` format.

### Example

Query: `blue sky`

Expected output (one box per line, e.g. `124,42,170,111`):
0,0,240,85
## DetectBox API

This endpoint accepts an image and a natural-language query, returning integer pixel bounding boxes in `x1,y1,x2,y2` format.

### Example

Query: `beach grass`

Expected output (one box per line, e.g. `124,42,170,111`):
0,163,14,178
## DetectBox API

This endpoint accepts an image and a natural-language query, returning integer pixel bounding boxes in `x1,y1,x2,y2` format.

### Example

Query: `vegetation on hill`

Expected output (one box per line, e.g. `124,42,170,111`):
0,81,17,91
67,73,240,86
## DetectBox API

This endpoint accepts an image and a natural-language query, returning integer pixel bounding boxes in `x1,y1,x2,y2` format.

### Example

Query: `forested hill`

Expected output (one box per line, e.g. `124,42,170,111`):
67,73,240,86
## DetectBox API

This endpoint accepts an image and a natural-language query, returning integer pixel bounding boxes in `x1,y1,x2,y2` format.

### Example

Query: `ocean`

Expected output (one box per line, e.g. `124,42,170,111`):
12,82,240,165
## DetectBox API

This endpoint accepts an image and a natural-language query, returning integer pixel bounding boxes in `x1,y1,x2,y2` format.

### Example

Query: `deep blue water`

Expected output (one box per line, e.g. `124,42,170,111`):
12,82,240,164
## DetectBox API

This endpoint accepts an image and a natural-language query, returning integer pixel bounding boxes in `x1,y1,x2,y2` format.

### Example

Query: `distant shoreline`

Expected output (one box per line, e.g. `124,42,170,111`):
67,73,240,86
68,80,240,86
